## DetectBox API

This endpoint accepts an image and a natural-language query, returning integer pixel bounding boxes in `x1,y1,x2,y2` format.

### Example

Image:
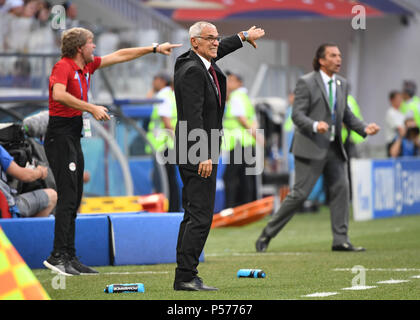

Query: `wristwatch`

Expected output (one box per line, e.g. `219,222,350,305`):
242,31,249,42
152,42,159,53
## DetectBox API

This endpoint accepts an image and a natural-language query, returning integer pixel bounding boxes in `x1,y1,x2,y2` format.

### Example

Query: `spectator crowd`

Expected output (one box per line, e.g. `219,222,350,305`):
385,80,420,158
1,0,59,53
0,0,103,54
0,1,103,87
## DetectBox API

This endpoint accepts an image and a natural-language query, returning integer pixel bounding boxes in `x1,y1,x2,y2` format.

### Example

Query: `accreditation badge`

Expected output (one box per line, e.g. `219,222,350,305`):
330,124,335,142
83,113,92,138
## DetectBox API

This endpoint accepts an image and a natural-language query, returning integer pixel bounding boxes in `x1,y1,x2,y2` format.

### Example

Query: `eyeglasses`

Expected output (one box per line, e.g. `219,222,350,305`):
196,36,222,43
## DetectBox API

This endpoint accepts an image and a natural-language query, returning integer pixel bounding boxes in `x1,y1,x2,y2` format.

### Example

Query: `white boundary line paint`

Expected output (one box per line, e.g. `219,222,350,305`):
341,286,377,290
333,268,420,272
302,292,339,297
376,279,411,284
81,271,170,276
206,252,308,257
303,268,420,298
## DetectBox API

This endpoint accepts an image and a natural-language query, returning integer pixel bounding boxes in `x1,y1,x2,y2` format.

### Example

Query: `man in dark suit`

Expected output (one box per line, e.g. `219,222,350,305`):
256,43,380,253
173,21,265,291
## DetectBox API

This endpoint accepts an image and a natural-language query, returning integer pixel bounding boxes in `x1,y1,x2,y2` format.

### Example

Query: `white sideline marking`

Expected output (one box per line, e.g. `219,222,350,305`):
376,279,410,284
341,286,377,290
305,269,419,298
303,292,338,297
333,268,420,272
206,252,308,257
99,271,169,275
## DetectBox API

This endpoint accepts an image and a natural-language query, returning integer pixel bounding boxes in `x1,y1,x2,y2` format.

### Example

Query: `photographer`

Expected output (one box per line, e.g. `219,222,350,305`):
0,144,57,217
389,117,420,157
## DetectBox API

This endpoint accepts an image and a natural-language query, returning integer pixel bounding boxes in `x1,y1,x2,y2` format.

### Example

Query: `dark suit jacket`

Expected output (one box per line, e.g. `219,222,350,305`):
291,71,367,161
174,35,243,168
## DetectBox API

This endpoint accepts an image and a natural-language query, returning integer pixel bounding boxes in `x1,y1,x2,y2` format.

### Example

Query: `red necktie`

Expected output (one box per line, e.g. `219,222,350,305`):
209,65,221,106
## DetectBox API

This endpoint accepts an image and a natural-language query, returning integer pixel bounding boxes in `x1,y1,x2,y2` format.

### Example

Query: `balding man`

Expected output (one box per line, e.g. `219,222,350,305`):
173,21,265,291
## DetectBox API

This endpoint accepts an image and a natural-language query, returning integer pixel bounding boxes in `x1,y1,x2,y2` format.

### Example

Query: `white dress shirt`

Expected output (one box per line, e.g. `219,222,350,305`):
313,70,337,133
196,52,219,95
196,52,211,70
320,70,337,108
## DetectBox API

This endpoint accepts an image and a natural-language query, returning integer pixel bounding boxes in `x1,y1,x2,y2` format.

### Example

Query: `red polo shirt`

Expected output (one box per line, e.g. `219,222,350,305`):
48,56,102,117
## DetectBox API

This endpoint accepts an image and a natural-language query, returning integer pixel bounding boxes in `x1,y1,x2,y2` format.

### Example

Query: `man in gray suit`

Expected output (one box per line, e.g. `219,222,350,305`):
256,43,380,252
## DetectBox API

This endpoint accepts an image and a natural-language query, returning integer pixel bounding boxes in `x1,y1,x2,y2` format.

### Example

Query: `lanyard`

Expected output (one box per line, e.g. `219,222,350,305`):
75,71,93,138
329,102,337,142
75,71,90,101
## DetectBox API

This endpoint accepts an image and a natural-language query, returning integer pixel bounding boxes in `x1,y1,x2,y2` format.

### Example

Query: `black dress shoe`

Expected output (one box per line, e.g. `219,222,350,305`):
256,232,271,252
174,277,218,291
332,243,366,252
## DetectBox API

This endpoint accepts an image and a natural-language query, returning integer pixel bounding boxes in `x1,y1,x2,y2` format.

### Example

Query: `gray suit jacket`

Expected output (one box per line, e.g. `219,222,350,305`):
291,71,367,161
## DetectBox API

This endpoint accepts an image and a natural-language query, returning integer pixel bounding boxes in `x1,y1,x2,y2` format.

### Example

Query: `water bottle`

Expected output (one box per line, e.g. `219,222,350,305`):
104,283,145,293
237,269,266,278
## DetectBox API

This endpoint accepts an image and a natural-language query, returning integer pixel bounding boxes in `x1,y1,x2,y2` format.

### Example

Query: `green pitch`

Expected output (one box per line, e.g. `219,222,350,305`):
33,207,420,300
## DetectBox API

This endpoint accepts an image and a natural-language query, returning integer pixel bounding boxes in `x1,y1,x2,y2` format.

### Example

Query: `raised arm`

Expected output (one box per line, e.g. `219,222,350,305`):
215,26,265,62
215,35,243,62
99,42,182,69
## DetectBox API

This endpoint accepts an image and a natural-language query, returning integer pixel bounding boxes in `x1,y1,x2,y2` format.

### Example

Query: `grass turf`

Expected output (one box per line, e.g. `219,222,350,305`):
32,207,420,300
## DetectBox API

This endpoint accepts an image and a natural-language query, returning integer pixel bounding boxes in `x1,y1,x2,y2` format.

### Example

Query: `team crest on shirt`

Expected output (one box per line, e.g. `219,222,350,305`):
69,162,76,172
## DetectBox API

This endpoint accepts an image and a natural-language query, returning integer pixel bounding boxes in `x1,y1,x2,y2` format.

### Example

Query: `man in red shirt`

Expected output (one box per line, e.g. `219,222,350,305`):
43,27,181,276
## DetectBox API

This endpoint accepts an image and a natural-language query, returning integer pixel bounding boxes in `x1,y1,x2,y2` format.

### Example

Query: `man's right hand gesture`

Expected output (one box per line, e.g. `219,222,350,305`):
244,26,265,49
316,121,329,134
198,159,213,178
90,105,111,121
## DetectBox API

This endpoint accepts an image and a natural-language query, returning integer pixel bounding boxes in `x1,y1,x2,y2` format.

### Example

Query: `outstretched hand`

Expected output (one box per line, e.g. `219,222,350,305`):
245,26,265,49
157,42,182,55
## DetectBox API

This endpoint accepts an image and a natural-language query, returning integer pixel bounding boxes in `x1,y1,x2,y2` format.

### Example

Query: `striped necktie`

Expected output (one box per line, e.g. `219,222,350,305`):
209,65,221,106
